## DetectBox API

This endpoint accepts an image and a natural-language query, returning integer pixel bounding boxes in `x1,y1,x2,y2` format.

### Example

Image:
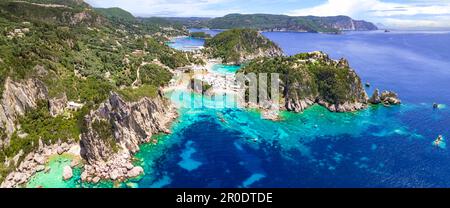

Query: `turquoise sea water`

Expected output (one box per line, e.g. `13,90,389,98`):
27,30,450,188
211,64,241,74
166,36,205,51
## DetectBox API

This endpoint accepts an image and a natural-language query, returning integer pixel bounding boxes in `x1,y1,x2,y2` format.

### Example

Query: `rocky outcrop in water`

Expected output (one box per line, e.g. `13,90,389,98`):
0,78,48,146
369,89,401,105
79,92,177,182
241,51,369,113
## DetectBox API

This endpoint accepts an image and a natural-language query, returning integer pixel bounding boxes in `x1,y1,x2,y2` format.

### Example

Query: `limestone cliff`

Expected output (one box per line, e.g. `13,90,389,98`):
0,78,48,147
79,92,177,181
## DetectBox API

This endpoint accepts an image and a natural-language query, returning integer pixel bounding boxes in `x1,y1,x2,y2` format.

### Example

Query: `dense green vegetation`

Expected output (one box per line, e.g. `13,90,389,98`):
140,64,172,86
94,7,135,22
165,14,378,33
0,100,81,182
91,120,119,154
3,101,80,158
205,29,282,64
0,0,194,97
240,52,364,105
118,85,159,102
0,0,199,181
190,32,211,39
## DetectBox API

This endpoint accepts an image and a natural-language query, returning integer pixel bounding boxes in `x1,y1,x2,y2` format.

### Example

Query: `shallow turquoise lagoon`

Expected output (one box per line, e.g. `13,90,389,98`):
211,64,241,74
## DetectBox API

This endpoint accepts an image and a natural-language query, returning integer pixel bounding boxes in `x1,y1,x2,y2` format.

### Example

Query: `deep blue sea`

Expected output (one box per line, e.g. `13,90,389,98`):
26,29,450,188
129,30,450,188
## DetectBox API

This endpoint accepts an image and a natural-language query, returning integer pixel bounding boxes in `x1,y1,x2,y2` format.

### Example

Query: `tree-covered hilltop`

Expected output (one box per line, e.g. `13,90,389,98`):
94,7,135,22
204,29,284,65
0,0,201,182
166,14,378,33
239,51,369,112
94,7,187,38
189,31,211,39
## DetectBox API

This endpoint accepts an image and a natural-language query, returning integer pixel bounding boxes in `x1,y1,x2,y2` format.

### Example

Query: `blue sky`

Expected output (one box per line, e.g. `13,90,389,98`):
85,0,450,29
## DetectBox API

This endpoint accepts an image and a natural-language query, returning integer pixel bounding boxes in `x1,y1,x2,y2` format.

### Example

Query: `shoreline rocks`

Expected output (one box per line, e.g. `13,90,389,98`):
80,152,145,183
0,141,80,188
79,92,177,182
63,166,73,180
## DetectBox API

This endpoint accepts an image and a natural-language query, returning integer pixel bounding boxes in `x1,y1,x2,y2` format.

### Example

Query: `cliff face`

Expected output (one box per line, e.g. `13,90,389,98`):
240,51,369,113
0,1,106,27
0,78,48,147
79,92,177,181
205,29,284,65
318,16,378,31
80,92,177,164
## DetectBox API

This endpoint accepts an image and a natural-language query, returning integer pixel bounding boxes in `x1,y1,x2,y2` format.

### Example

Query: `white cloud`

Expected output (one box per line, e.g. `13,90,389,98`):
287,0,450,28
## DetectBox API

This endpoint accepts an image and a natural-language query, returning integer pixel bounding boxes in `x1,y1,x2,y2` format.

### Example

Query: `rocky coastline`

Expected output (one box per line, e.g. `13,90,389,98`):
1,141,80,188
79,92,178,183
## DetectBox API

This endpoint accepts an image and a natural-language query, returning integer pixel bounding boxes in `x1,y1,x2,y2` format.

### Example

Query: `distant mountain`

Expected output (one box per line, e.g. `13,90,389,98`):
163,17,211,28
165,14,378,33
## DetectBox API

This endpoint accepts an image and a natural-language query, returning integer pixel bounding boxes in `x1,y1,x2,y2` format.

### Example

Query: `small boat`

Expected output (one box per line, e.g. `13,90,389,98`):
434,135,443,146
433,103,439,109
365,82,371,88
384,30,391,33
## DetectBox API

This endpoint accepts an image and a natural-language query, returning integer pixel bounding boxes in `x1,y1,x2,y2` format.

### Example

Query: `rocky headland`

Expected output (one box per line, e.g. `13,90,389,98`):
239,51,401,115
204,29,284,65
79,92,177,182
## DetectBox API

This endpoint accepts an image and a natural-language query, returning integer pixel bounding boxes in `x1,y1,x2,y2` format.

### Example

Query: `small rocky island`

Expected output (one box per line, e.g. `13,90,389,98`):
240,51,401,113
204,29,284,65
